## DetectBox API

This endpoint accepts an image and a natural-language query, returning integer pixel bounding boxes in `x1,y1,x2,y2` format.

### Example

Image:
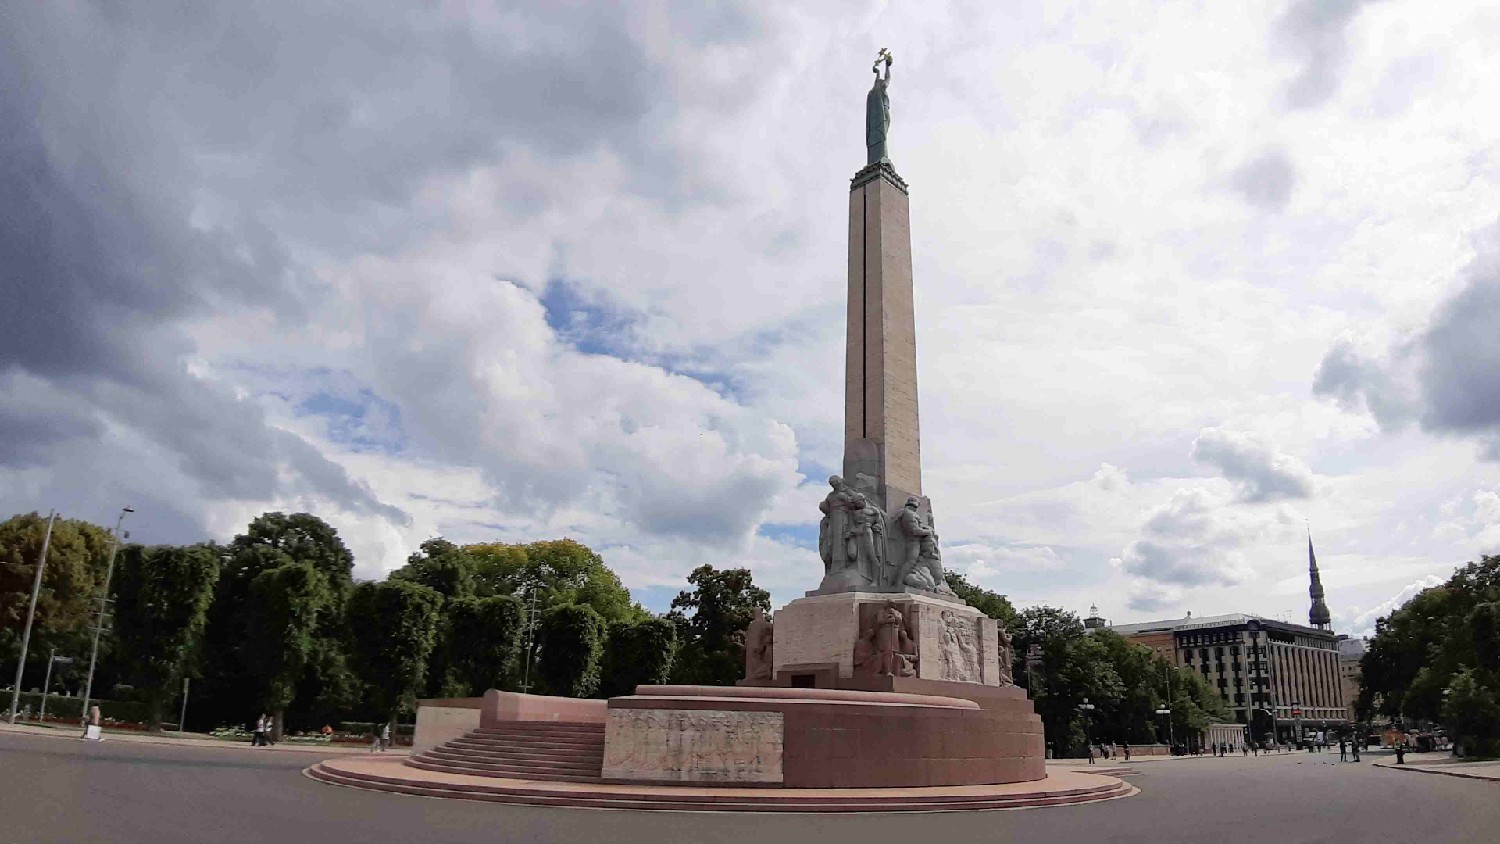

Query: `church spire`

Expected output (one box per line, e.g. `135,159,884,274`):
1307,528,1331,630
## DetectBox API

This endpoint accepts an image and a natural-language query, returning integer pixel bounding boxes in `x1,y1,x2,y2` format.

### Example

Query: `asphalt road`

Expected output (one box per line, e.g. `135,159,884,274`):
0,732,1493,844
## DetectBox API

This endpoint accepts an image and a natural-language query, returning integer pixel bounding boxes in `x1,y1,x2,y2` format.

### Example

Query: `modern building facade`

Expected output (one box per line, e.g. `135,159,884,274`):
1108,535,1348,742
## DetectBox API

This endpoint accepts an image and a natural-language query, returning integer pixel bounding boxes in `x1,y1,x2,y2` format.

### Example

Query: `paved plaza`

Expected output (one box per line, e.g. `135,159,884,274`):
1,731,1495,844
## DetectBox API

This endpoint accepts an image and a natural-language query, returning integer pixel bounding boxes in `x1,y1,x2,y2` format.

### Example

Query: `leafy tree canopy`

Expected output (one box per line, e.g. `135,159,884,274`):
601,616,679,698
347,579,445,721
111,544,220,729
944,571,1019,628
464,539,641,623
391,538,476,601
667,565,770,686
535,602,607,698
0,513,114,660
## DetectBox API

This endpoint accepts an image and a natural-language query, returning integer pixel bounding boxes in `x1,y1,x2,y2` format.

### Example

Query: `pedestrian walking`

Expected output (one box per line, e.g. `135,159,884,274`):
1121,741,1131,762
1339,739,1347,761
1087,743,1096,765
1352,742,1361,762
1394,741,1406,765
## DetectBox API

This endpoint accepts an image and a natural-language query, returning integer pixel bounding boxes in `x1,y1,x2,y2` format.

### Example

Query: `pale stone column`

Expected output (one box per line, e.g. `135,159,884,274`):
844,162,922,515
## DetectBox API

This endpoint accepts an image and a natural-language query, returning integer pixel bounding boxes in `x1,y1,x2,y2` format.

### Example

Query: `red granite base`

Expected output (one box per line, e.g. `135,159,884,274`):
307,755,1134,812
607,685,1045,788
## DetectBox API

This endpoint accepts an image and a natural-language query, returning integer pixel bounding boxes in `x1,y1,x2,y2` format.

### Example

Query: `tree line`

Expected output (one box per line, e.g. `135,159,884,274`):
3,510,1226,753
1358,554,1500,757
1,511,768,736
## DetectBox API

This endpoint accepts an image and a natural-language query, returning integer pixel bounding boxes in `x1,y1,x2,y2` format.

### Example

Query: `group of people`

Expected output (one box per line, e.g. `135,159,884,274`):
251,713,276,746
1085,741,1130,763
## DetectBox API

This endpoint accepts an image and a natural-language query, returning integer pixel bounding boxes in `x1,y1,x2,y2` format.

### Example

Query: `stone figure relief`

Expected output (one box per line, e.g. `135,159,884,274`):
996,619,1015,687
818,475,886,590
743,607,774,682
893,498,956,595
602,709,783,782
938,610,980,683
854,601,917,677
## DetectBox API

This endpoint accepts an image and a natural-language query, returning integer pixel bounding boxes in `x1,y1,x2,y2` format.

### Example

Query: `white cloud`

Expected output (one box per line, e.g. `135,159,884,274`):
6,1,1500,620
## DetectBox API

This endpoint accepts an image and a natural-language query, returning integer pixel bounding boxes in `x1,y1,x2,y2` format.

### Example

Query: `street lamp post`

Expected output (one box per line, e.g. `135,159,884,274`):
1156,706,1175,753
80,507,132,730
518,589,541,693
1078,698,1096,757
8,510,57,724
38,650,72,722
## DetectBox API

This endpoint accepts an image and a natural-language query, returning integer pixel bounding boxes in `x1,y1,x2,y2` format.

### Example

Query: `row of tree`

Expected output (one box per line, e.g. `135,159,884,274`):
947,574,1230,755
1358,554,1500,756
3,510,1224,754
0,511,770,735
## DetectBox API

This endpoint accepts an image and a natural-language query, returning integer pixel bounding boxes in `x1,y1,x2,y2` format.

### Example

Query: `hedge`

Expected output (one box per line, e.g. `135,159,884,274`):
7,692,153,724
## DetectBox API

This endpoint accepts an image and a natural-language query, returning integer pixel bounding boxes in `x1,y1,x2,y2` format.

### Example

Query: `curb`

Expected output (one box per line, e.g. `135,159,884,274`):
0,724,407,757
1372,761,1500,783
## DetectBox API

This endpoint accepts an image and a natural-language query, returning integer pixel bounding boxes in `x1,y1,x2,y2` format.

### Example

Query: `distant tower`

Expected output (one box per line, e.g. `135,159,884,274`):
1307,531,1332,630
1084,603,1107,631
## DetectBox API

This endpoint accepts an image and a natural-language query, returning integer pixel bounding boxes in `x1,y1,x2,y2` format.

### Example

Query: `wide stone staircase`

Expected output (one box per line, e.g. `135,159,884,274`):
405,721,605,782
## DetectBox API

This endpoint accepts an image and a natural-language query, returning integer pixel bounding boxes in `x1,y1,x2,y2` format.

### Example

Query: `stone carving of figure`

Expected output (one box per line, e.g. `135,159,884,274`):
743,607,774,682
855,601,916,677
866,48,893,165
939,610,978,682
894,499,956,594
996,619,1015,686
819,475,884,590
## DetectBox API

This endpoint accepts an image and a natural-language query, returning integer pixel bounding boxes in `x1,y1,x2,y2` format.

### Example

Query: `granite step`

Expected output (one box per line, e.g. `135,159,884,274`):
426,745,603,765
405,757,603,783
451,735,605,751
421,748,603,771
308,762,1135,812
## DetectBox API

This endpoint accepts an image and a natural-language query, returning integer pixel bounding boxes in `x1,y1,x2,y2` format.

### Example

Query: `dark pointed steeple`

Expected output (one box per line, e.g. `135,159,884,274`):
1307,529,1331,630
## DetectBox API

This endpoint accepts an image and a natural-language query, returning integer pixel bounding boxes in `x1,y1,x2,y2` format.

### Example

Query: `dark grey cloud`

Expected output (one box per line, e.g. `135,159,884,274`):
1274,0,1374,109
1314,220,1500,458
1230,149,1298,212
1191,427,1314,503
1,2,779,551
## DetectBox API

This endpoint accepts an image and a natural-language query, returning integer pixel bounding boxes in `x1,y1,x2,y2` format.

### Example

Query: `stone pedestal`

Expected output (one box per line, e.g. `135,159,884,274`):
772,592,1002,686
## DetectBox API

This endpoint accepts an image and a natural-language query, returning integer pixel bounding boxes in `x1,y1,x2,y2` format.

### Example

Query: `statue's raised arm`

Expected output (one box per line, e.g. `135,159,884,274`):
865,48,893,165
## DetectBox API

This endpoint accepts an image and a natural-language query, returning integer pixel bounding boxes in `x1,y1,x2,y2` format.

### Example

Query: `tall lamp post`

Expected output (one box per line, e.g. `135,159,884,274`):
1156,706,1175,753
1078,698,1096,757
8,510,57,724
80,507,133,729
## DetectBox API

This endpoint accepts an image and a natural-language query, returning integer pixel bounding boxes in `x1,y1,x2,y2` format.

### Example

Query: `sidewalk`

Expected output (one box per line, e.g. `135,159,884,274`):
0,721,407,756
1372,750,1500,783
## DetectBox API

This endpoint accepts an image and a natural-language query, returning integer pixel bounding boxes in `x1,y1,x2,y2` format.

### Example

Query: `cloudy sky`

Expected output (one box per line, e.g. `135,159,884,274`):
4,1,1498,634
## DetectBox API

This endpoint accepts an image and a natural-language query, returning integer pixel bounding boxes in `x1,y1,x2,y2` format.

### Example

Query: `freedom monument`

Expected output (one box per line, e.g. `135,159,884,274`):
308,53,1128,811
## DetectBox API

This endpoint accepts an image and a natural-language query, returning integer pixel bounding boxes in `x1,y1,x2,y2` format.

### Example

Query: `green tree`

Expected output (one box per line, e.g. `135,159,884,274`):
1442,667,1500,758
391,538,475,601
243,562,333,737
0,513,114,673
464,539,641,623
1361,555,1500,724
347,579,445,726
110,544,220,730
601,616,679,697
1011,606,1125,756
198,513,354,731
535,603,607,697
442,595,524,696
667,565,770,686
943,571,1019,628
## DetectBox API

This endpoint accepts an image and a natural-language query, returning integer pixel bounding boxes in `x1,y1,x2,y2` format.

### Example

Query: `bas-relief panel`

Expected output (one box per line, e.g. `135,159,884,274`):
602,709,784,784
938,610,982,683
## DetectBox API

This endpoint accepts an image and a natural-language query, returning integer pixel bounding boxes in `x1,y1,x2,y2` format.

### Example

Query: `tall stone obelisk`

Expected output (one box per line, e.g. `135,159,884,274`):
843,52,923,516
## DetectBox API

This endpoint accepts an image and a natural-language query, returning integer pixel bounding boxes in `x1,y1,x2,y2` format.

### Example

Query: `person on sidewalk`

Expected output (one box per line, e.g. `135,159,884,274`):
1121,741,1130,762
1352,742,1361,762
1087,744,1096,765
1395,741,1406,765
1339,738,1347,761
